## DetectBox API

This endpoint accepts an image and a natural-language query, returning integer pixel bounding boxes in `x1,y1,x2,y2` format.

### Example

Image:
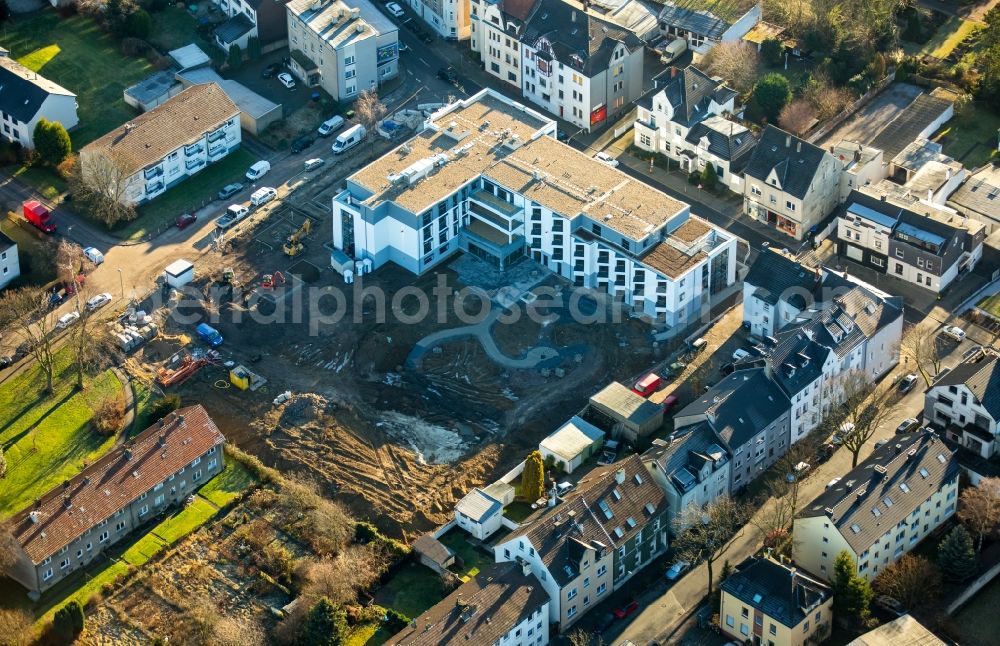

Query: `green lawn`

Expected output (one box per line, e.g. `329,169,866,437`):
196,460,254,507
0,350,123,518
0,220,58,287
503,501,535,523
148,6,216,55
933,103,1000,168
0,12,152,148
978,292,1000,318
921,16,983,59
373,562,448,619
438,530,496,581
11,165,67,200
114,148,257,241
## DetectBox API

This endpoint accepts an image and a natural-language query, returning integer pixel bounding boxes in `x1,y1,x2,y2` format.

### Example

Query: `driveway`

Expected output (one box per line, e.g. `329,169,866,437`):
613,329,980,646
817,82,924,147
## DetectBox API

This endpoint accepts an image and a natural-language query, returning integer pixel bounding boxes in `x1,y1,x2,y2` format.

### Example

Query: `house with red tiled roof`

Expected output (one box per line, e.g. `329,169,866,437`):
5,405,225,599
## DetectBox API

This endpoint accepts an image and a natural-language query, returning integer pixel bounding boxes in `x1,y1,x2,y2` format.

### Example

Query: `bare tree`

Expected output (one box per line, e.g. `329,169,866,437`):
701,41,760,94
355,89,387,156
900,326,942,387
803,75,855,121
0,287,59,394
778,99,816,137
73,149,137,227
833,371,900,467
0,607,34,646
672,498,753,597
66,285,115,390
957,477,1000,552
566,628,603,646
750,445,809,554
872,554,942,612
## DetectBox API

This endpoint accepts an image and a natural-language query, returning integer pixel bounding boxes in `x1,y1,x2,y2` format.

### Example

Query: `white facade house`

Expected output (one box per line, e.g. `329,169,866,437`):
656,1,761,55
0,233,20,290
286,0,399,101
924,352,1000,459
743,125,842,241
830,139,885,202
793,432,958,582
470,0,533,89
454,488,505,539
79,84,241,206
406,0,472,40
333,89,738,326
642,424,730,533
0,56,78,150
538,416,605,474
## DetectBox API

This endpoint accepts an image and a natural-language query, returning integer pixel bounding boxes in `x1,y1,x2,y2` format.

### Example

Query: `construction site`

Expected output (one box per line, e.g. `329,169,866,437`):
121,180,665,538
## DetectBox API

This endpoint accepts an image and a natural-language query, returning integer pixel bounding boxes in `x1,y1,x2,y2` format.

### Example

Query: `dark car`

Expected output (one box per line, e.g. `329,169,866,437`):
557,129,568,141
437,66,458,83
217,182,243,200
613,600,640,619
176,213,197,229
594,612,615,632
0,356,13,369
291,136,315,153
262,62,282,78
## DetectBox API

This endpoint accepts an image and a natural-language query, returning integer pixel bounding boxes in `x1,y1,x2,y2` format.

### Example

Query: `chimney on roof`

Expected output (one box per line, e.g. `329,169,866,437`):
615,468,626,484
796,141,801,153
62,495,72,510
34,498,42,509
124,449,133,461
671,66,677,78
786,134,791,148
29,511,40,524
62,480,70,490
176,414,185,426
158,433,167,447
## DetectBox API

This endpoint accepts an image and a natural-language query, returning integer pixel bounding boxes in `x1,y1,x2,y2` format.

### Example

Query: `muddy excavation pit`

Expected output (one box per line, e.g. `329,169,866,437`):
288,260,322,283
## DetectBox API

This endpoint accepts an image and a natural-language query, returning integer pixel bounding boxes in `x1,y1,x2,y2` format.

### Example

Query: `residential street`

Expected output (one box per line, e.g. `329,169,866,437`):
611,332,981,646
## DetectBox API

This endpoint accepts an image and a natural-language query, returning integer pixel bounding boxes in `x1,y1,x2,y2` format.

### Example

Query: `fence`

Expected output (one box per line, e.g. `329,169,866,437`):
806,71,896,144
947,559,1000,614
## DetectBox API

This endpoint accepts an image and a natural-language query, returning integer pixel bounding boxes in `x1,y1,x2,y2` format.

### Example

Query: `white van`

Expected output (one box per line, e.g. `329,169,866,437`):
332,124,366,154
317,115,345,137
250,187,277,206
246,160,271,181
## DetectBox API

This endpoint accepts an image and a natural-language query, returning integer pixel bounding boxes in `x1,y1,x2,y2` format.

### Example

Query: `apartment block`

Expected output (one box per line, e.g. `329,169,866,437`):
6,406,225,598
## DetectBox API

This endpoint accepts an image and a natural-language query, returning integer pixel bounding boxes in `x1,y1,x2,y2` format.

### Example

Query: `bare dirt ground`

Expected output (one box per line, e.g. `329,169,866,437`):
126,200,662,539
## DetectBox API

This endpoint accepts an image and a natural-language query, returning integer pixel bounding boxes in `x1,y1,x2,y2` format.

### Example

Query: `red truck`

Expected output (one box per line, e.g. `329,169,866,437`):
23,200,56,234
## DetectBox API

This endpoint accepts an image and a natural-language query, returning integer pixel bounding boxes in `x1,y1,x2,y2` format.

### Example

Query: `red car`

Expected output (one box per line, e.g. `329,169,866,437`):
613,600,639,619
176,213,197,229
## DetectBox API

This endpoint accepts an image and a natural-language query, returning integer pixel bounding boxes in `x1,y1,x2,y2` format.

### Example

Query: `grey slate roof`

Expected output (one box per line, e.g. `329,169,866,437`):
845,190,961,257
744,125,830,200
768,330,829,397
684,115,755,170
522,0,643,77
642,422,729,493
679,368,789,450
0,231,16,253
721,556,831,628
932,355,1000,421
214,13,255,45
0,57,76,124
744,249,821,306
660,66,738,128
869,94,953,160
657,2,737,40
948,166,1000,221
798,431,959,554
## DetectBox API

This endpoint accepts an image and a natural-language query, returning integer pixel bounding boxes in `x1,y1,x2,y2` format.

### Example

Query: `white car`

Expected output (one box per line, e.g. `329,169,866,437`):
304,158,326,171
826,477,841,490
940,325,966,342
83,247,104,265
732,348,752,361
278,72,296,89
556,481,574,496
86,293,113,311
593,152,619,167
385,1,404,17
665,560,690,580
57,311,80,329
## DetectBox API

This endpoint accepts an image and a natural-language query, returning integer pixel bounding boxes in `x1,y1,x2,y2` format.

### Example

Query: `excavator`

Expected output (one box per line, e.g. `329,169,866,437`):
283,218,312,257
260,271,286,290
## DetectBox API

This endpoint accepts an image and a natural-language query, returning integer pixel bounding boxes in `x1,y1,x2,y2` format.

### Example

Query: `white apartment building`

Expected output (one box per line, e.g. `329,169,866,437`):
0,55,78,150
79,83,241,206
470,0,535,89
333,89,738,326
0,233,20,290
743,125,842,241
286,0,399,101
406,0,472,40
794,431,958,582
924,351,1000,459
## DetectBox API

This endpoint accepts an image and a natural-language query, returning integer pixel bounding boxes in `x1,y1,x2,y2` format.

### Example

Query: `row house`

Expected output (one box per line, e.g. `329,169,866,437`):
793,431,958,582
0,54,78,149
333,89,737,326
405,0,472,40
493,455,668,630
923,350,1000,460
6,406,225,598
78,84,241,206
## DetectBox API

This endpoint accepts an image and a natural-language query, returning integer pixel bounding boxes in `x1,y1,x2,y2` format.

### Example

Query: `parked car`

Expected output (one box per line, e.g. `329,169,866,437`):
940,325,966,342
632,372,662,397
594,612,615,632
898,373,918,394
217,183,243,200
86,292,113,311
250,187,278,207
437,66,458,83
246,160,271,181
875,595,905,616
56,311,80,329
83,246,104,265
215,204,250,230
732,348,752,361
815,443,835,464
291,135,314,153
278,72,296,89
556,481,574,496
318,115,346,137
593,151,619,167
304,158,326,171
385,1,404,16
826,477,841,490
196,322,224,347
896,418,920,434
613,600,640,619
261,62,282,78
663,394,679,412
176,212,197,229
0,355,14,369
557,129,568,141
665,561,689,580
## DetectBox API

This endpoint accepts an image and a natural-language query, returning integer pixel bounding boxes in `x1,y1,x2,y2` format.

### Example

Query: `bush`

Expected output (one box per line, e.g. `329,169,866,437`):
752,73,792,123
146,394,182,425
354,521,379,544
761,37,784,66
51,600,84,643
33,119,72,167
385,608,410,632
125,9,152,38
120,37,150,57
92,395,126,436
228,44,242,70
